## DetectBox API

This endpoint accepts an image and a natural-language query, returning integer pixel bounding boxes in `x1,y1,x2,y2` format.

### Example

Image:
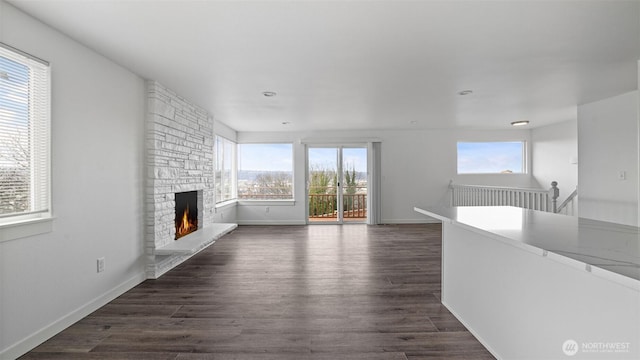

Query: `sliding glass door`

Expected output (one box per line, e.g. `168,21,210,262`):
341,147,368,222
307,146,368,224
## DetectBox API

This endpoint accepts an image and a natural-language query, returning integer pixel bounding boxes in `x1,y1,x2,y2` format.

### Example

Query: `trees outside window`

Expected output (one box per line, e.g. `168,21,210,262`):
308,164,337,217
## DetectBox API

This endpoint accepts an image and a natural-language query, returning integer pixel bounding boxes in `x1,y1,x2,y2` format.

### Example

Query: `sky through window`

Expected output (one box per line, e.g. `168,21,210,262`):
457,141,524,174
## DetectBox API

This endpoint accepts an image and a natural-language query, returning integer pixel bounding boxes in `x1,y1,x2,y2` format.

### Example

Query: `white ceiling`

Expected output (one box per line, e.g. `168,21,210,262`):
7,0,640,132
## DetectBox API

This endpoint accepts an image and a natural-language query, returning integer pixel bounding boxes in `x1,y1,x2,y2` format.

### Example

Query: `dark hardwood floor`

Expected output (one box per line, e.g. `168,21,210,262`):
20,224,495,360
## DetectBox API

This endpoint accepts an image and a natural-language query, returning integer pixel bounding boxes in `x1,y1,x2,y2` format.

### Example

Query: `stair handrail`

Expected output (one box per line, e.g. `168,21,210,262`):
556,187,578,214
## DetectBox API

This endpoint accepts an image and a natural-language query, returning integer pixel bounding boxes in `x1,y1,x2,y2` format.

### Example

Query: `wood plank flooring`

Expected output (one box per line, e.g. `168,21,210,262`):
20,224,495,360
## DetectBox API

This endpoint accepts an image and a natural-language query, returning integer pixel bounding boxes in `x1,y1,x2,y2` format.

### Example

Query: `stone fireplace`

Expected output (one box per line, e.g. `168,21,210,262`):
145,80,217,278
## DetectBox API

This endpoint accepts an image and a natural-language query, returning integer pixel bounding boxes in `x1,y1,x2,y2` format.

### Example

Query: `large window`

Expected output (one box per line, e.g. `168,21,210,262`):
457,141,525,174
238,143,293,200
0,44,50,221
215,136,236,203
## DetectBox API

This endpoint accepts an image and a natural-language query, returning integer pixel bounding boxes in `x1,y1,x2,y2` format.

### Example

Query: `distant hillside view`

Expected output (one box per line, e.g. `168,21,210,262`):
238,170,367,183
238,170,292,182
237,170,367,200
237,170,293,199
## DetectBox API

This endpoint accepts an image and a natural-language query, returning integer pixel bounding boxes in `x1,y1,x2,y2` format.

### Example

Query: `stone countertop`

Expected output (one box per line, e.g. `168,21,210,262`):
415,205,640,286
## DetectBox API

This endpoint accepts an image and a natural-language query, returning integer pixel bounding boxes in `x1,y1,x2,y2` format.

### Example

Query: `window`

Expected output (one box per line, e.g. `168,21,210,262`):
457,141,525,174
215,136,236,203
0,43,50,222
238,143,293,200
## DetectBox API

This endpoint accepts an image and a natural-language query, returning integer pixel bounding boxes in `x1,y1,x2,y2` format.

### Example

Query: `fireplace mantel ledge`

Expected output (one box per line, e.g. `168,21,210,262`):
155,223,237,256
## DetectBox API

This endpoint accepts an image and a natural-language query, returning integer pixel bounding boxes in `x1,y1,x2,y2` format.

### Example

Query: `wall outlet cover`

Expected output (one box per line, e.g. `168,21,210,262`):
97,257,105,273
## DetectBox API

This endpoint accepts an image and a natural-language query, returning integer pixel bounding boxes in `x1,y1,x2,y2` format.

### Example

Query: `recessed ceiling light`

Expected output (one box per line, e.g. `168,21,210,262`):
511,120,530,126
458,90,473,96
409,120,417,124
262,91,277,97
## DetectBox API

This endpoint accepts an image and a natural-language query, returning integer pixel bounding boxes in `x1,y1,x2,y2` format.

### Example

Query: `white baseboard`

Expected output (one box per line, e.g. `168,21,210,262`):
1,272,146,360
236,219,440,225
237,220,307,225
381,218,441,224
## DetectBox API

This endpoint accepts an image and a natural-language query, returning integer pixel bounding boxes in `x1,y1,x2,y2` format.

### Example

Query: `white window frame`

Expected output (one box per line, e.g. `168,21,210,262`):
0,43,52,241
214,135,237,204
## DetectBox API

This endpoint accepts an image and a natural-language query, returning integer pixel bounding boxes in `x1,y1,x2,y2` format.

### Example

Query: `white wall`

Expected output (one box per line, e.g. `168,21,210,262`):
578,90,639,226
236,128,534,224
531,119,579,205
0,2,146,358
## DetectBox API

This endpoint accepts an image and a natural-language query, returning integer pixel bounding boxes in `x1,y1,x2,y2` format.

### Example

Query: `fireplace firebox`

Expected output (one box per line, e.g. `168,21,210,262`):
175,191,198,240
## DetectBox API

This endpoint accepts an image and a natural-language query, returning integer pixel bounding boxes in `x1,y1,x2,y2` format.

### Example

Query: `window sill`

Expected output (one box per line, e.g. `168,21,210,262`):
457,173,527,175
0,216,54,243
238,200,296,206
215,200,238,210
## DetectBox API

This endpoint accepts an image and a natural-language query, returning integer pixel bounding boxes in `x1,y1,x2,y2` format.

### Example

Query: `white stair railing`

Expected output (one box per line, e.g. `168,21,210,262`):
450,181,561,213
556,187,578,216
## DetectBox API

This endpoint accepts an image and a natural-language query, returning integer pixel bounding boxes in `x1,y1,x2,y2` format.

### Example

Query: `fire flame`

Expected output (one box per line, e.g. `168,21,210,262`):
176,204,197,239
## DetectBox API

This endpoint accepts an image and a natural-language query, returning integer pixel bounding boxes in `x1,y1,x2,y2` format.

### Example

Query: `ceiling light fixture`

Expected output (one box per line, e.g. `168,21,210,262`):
262,91,277,97
281,121,290,125
511,120,530,126
458,90,473,96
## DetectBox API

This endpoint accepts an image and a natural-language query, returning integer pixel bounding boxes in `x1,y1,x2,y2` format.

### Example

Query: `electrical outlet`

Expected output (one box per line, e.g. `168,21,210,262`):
265,207,270,213
97,257,105,273
618,171,626,180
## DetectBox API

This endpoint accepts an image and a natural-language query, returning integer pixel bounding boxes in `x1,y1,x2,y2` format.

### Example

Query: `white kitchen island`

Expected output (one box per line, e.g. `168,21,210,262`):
415,205,640,360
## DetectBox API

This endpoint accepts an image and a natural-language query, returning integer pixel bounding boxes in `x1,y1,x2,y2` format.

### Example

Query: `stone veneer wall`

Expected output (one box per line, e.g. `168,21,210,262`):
146,80,215,278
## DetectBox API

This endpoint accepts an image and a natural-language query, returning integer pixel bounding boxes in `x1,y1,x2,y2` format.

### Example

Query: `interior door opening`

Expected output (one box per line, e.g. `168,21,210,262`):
307,146,368,224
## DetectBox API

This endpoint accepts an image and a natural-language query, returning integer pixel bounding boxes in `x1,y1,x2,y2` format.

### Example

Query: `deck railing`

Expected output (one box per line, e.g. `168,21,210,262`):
308,193,367,219
450,182,560,213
